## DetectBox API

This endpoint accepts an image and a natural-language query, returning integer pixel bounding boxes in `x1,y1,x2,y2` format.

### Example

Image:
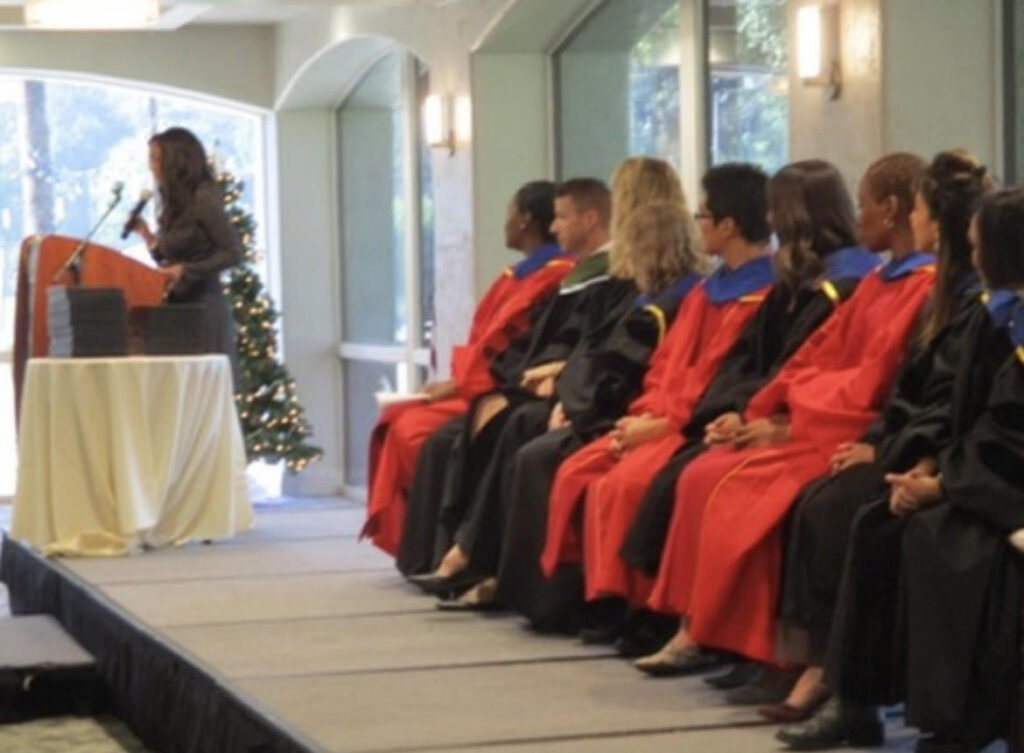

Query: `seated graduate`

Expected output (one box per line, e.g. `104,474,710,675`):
436,198,709,610
779,175,1019,753
769,150,992,746
493,163,775,633
637,157,939,682
405,158,689,590
896,187,1024,753
361,181,572,555
584,158,880,661
397,176,632,578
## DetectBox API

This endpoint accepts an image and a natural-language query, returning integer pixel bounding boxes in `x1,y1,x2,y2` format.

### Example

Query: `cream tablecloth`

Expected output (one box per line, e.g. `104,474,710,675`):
11,355,253,556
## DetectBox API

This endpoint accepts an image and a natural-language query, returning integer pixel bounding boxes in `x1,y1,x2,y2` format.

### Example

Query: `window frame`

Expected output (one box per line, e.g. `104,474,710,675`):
334,47,433,491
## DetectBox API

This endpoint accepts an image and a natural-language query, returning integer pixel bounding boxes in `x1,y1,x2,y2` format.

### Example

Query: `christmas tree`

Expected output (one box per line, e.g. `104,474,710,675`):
218,170,322,473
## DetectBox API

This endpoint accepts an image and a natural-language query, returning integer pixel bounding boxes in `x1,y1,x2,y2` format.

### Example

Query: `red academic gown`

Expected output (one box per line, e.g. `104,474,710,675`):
362,247,574,555
540,256,776,600
647,254,936,663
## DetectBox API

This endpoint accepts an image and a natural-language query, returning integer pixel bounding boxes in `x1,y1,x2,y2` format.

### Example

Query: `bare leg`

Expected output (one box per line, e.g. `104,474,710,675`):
471,394,509,437
433,543,468,577
780,665,828,709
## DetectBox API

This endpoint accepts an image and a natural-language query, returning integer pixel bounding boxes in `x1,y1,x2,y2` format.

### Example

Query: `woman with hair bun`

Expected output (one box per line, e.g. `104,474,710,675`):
897,186,1024,753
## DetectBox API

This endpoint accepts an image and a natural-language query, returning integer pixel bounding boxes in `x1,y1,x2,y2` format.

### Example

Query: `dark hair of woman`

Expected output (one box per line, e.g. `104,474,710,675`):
975,187,1024,289
149,127,215,231
918,150,992,344
769,159,858,295
515,181,557,243
862,152,927,220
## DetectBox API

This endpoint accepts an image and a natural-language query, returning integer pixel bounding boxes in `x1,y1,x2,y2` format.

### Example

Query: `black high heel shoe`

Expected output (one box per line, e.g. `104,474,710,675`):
407,569,482,598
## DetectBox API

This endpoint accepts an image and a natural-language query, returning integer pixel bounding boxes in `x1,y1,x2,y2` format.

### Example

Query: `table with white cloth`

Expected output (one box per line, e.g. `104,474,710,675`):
11,355,253,556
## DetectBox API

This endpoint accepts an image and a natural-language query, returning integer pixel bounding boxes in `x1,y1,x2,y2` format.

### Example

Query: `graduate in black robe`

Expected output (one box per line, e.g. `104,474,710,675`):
897,188,1024,752
774,275,1003,721
397,241,626,576
775,154,999,751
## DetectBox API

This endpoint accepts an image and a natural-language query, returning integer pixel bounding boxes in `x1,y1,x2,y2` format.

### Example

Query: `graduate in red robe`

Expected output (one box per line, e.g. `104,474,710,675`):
642,170,937,671
361,182,573,555
539,164,777,604
581,160,878,626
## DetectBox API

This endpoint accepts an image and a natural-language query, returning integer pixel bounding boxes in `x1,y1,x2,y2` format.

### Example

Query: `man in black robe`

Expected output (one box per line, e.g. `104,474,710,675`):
397,178,628,579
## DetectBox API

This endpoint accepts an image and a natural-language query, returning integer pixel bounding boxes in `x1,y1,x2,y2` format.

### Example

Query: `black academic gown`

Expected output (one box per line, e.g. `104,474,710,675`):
902,339,1024,743
434,277,638,567
781,282,990,663
619,276,863,576
395,273,635,576
452,278,697,579
823,290,1013,713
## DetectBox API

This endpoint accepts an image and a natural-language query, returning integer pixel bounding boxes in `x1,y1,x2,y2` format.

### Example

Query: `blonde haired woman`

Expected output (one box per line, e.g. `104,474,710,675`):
608,156,690,279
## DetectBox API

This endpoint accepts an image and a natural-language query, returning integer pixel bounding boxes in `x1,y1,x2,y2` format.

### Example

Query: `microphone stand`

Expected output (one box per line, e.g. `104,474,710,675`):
52,186,124,285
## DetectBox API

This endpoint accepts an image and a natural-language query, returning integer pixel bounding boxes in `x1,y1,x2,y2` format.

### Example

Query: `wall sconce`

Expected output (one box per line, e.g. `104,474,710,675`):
796,3,842,101
423,94,472,156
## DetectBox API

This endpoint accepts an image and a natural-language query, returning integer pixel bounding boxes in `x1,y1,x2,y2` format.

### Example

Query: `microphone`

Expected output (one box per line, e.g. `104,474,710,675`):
120,188,154,240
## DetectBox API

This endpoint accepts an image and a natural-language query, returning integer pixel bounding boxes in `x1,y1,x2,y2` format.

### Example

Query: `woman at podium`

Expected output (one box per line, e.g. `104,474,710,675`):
129,126,242,383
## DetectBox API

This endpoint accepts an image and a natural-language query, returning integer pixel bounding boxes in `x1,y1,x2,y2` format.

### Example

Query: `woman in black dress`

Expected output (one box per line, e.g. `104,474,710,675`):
130,126,243,383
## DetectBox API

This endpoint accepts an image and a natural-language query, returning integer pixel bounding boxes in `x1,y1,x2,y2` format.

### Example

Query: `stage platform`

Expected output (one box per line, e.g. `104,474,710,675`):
0,500,932,752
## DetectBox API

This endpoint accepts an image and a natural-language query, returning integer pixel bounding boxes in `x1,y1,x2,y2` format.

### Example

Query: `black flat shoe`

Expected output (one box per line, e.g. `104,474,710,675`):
704,662,764,690
407,570,481,597
776,698,883,750
436,595,502,612
436,579,501,611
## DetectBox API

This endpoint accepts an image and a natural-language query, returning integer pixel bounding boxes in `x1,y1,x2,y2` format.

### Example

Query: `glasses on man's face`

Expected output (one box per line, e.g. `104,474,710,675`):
694,211,713,221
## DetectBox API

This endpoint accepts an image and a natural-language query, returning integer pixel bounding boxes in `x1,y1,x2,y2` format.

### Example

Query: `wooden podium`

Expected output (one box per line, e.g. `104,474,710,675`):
13,235,166,418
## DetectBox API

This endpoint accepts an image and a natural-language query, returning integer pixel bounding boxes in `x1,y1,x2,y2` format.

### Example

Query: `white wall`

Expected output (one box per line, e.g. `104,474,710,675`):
788,0,1001,186
471,53,553,293
557,52,631,180
788,0,883,185
881,0,1001,171
0,26,274,108
275,108,344,495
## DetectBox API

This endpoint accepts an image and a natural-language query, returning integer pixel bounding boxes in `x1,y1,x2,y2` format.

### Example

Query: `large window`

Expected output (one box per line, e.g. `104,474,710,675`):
554,0,788,181
555,0,681,180
707,0,789,172
336,48,434,487
0,74,265,498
